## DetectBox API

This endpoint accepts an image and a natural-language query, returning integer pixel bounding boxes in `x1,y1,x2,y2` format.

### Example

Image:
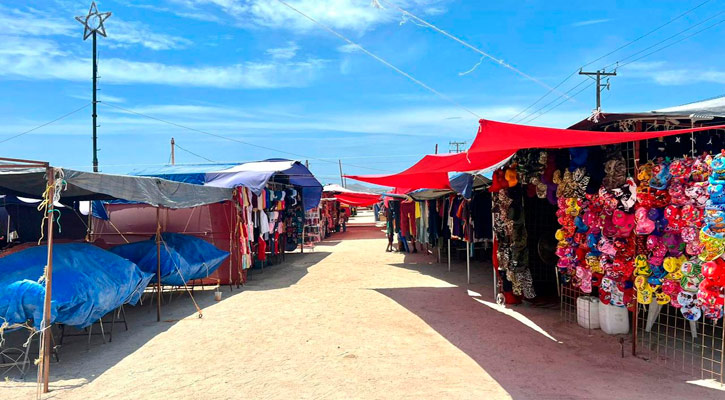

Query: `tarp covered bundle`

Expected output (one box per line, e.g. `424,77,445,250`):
109,233,229,286
134,158,323,210
346,119,725,190
0,243,153,329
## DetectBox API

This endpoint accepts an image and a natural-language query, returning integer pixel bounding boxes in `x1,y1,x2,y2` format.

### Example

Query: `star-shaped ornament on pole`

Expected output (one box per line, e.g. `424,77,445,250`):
75,1,111,40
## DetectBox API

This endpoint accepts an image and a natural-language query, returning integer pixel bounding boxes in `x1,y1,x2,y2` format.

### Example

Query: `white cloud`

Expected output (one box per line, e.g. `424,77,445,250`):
624,61,725,86
105,18,193,50
0,36,327,89
165,0,448,32
0,6,74,36
571,19,610,27
337,43,360,53
0,5,191,51
266,42,299,60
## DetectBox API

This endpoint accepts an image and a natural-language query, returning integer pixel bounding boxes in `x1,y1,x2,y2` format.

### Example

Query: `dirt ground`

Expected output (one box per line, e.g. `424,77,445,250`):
2,212,724,399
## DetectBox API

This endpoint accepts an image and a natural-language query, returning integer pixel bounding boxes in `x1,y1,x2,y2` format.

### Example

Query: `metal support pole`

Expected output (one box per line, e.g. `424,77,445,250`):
156,208,161,322
92,30,98,172
40,168,55,393
447,238,451,272
170,137,175,165
338,160,345,187
466,240,470,284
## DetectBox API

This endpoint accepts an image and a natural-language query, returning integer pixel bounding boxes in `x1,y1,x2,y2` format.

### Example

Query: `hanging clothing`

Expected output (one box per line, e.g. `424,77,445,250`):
400,201,417,238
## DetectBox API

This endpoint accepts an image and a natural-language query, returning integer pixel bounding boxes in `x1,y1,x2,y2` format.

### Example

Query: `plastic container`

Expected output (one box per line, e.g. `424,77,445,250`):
577,296,601,329
598,301,630,335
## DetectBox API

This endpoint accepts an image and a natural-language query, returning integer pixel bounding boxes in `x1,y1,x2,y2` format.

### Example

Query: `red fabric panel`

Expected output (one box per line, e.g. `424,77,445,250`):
335,192,381,207
347,119,725,189
470,119,725,152
346,151,511,190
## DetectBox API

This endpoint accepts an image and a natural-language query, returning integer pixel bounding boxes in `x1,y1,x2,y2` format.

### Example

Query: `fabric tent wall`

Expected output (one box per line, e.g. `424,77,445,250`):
92,202,240,285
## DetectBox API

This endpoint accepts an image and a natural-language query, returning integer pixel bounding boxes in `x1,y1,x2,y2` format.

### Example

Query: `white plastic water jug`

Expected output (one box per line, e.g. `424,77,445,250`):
577,296,600,329
598,301,629,335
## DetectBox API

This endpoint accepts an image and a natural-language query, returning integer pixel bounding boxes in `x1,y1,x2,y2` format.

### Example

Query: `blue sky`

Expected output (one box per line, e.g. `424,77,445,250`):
0,0,724,185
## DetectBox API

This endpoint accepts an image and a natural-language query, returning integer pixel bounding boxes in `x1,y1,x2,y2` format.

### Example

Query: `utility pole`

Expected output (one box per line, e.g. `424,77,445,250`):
579,68,616,111
338,159,345,188
76,2,111,172
170,138,175,165
434,144,438,154
449,141,466,154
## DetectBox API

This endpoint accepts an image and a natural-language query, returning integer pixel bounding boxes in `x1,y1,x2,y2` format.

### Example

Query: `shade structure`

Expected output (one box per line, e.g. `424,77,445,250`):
335,192,381,207
346,119,725,189
345,150,513,190
0,168,232,208
134,158,323,210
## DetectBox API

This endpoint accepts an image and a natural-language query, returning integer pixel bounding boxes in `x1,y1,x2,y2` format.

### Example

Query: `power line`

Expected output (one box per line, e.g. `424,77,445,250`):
510,0,716,123
524,81,595,124
273,0,481,119
174,142,217,163
605,9,725,70
616,16,725,69
100,102,394,173
0,103,92,145
378,0,572,101
584,0,714,69
528,13,725,123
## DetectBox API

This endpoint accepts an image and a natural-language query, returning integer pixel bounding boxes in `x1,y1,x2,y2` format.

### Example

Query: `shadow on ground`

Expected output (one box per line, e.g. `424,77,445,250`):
0,250,330,391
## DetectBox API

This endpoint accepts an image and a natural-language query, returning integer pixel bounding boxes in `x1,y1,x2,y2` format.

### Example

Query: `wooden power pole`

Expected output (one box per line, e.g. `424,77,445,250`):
579,69,617,110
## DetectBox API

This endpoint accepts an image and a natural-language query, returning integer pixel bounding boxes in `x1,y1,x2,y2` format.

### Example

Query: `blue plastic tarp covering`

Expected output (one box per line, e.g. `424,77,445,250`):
109,233,229,286
0,243,153,329
132,159,322,210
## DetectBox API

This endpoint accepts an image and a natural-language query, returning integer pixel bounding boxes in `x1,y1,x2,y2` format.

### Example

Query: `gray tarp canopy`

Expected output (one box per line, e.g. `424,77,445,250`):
0,168,232,208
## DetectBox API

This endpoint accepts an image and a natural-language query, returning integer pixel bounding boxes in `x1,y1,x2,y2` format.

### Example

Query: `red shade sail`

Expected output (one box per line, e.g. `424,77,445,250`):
335,192,382,207
468,119,725,152
345,151,512,190
346,119,725,189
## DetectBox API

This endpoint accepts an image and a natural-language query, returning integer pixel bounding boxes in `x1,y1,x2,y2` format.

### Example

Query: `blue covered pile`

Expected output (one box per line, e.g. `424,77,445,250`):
0,243,153,329
110,233,229,286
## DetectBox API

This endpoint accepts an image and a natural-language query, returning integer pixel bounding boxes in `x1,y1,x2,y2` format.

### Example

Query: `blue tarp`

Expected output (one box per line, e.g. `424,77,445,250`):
109,233,229,286
0,243,153,329
132,159,323,210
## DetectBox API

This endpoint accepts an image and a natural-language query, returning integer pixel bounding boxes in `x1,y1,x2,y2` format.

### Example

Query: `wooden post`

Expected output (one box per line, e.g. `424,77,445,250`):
40,167,55,393
156,207,162,322
447,238,451,272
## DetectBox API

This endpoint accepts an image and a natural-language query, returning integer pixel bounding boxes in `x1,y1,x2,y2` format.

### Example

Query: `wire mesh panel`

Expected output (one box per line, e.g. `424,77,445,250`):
560,283,585,324
636,302,725,385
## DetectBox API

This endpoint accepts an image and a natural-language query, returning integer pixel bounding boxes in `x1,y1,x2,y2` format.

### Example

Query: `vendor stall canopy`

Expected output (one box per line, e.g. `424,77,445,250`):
346,119,725,191
0,167,232,208
133,158,322,210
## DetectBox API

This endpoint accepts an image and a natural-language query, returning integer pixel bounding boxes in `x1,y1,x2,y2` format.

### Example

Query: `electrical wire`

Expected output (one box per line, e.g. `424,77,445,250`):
527,13,725,123
604,9,725,70
509,0,717,123
0,103,92,145
174,142,217,163
519,79,595,124
273,0,481,119
524,81,595,124
100,102,394,173
616,15,725,69
377,0,572,101
583,0,713,69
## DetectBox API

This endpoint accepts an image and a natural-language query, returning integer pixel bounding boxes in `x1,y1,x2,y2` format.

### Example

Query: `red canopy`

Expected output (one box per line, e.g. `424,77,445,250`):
468,119,725,152
345,150,512,190
346,119,725,189
335,192,381,207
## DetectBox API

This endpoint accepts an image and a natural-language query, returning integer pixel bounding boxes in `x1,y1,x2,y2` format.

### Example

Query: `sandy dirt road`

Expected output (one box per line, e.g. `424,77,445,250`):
1,224,723,399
